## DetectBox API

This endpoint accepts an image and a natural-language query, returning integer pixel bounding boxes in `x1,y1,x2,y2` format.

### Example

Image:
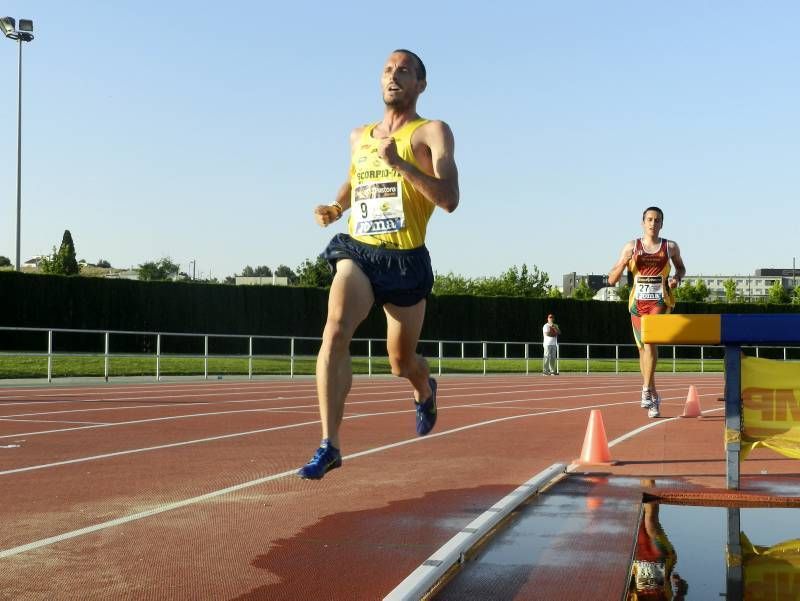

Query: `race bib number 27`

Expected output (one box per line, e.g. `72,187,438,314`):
351,180,405,235
636,276,664,301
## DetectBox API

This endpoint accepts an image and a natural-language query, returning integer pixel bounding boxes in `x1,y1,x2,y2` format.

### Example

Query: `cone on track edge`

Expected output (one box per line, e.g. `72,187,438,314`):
680,385,702,418
575,409,617,466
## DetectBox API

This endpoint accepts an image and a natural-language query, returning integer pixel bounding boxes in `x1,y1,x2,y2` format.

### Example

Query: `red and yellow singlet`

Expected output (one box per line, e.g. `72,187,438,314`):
628,238,675,316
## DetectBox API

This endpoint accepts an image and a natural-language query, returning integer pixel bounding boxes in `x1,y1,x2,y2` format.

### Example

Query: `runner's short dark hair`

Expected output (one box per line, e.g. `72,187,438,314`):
642,206,664,221
393,49,426,80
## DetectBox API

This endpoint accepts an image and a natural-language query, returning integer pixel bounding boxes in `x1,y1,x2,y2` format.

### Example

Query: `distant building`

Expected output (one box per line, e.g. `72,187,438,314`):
104,270,140,281
593,286,622,302
22,255,47,270
562,272,610,297
683,269,796,302
235,276,289,286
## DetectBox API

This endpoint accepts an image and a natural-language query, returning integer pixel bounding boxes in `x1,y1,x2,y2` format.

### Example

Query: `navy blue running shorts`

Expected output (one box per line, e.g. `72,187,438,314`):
322,233,434,307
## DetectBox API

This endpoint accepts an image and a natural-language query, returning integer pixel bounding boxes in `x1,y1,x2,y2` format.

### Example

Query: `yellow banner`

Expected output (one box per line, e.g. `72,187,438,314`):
741,356,800,460
742,532,800,599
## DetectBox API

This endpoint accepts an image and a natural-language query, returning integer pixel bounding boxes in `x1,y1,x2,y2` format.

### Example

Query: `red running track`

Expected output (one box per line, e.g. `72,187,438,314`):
0,373,786,600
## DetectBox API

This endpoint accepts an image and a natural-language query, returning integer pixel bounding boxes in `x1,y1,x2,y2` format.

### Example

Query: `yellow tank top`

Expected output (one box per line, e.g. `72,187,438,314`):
348,118,434,249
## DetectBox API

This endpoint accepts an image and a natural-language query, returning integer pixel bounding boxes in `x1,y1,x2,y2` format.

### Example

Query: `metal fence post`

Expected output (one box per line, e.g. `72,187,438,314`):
784,347,787,361
615,345,619,374
586,344,590,374
156,333,161,381
290,338,295,378
104,332,110,382
438,340,443,376
724,346,742,489
47,330,53,383
248,336,253,380
368,339,372,377
461,342,465,359
672,346,676,373
503,342,507,359
556,344,560,375
525,343,529,375
701,346,704,373
204,335,209,380
482,342,487,375
755,346,759,358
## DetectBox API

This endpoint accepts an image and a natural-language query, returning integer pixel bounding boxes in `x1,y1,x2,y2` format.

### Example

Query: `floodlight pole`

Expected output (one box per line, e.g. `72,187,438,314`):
2,18,33,271
15,36,23,271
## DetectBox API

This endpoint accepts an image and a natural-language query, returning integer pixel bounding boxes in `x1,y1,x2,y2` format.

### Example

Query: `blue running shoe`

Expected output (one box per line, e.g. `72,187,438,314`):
415,378,438,436
297,439,342,480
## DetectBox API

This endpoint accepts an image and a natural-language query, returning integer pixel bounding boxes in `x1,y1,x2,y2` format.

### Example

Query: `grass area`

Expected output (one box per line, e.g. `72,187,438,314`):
0,353,723,380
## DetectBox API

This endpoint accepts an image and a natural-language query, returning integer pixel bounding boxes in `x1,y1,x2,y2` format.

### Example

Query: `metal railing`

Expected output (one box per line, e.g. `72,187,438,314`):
1,326,798,382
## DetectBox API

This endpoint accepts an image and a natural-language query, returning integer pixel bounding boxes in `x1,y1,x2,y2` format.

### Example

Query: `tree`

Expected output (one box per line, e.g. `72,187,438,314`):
494,264,550,297
548,287,563,298
0,256,10,267
138,257,181,281
614,284,632,302
40,230,80,276
432,271,473,295
433,264,550,297
275,264,297,285
767,280,790,304
674,280,709,303
96,259,112,268
224,275,236,285
295,256,333,288
722,279,739,303
572,279,595,300
241,265,272,277
792,286,800,305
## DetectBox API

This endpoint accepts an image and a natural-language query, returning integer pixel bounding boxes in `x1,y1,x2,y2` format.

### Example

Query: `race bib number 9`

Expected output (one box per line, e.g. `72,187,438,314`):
351,180,405,235
636,276,664,301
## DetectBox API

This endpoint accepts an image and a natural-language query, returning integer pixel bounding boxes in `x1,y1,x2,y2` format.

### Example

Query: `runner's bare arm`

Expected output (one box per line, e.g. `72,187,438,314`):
608,241,635,285
377,121,459,213
668,241,686,288
314,128,364,227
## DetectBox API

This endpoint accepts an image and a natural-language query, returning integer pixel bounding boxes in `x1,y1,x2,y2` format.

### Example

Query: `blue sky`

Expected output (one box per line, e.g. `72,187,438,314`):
1,1,798,283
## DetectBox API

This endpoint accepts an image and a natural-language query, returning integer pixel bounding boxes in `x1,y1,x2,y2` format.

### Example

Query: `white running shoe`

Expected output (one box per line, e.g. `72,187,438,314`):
647,393,661,418
640,388,652,408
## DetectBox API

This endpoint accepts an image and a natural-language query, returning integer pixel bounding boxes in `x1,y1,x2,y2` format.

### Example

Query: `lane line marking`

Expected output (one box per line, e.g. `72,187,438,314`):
0,418,109,426
0,386,719,440
0,397,721,557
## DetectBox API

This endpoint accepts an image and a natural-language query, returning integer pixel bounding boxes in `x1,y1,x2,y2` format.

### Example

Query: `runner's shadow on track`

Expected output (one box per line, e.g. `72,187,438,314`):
227,484,522,601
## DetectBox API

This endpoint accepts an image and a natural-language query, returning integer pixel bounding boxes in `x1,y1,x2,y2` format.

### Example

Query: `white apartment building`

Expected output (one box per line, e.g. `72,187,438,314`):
684,268,797,302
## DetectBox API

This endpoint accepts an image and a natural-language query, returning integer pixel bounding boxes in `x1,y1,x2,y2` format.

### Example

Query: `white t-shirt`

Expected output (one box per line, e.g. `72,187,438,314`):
543,323,558,347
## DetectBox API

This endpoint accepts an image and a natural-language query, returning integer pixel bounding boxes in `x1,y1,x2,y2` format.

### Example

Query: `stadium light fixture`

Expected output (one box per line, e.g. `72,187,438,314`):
1,17,34,270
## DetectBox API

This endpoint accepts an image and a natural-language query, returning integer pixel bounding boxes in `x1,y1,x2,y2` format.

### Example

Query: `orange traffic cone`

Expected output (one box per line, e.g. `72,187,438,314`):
575,410,617,466
679,385,702,418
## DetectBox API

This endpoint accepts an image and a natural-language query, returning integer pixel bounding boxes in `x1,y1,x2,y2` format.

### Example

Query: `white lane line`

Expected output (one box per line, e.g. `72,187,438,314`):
0,398,723,558
0,419,322,476
0,408,577,558
383,404,726,600
0,394,718,476
606,405,725,448
0,418,110,426
0,378,665,407
0,386,721,440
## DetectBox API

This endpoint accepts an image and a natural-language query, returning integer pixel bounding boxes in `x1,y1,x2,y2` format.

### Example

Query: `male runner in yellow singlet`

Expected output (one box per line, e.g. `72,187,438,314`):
609,207,685,419
298,50,459,479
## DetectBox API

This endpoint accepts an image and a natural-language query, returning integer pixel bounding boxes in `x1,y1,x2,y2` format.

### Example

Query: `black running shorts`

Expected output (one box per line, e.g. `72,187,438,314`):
322,233,434,307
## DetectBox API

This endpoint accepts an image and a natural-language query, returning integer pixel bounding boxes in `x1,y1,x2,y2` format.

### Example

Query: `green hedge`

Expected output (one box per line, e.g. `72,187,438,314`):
2,271,798,353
